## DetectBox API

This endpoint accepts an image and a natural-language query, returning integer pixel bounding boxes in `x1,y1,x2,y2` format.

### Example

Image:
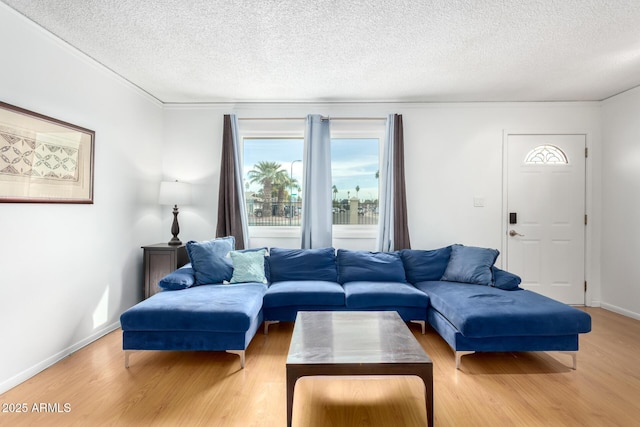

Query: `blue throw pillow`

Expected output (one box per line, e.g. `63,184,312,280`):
491,267,522,290
158,264,196,290
269,247,337,282
441,244,499,286
337,249,407,284
228,249,268,284
400,246,452,283
186,236,235,285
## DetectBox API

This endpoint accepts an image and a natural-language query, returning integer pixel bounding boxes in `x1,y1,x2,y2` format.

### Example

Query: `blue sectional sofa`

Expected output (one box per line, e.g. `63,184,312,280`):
120,239,591,370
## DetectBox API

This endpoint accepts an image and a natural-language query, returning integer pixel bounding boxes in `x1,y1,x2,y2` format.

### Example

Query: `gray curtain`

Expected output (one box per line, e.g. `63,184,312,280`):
301,114,332,249
376,114,411,251
216,114,249,249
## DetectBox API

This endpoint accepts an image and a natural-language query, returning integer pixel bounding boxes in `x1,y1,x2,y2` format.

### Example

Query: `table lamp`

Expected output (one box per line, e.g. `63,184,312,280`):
159,180,192,245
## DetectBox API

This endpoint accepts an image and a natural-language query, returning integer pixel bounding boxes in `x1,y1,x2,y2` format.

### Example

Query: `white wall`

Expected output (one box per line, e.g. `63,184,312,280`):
0,5,163,393
162,102,602,304
601,86,640,319
161,105,228,243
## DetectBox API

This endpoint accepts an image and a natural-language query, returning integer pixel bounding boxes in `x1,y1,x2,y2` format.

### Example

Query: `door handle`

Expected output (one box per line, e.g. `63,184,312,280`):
509,229,524,237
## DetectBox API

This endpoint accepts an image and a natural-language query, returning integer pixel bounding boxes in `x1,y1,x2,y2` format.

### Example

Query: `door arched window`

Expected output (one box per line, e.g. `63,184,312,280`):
524,145,568,164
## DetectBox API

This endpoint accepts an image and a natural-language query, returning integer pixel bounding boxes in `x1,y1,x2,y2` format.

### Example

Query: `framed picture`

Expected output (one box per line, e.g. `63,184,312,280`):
0,102,95,203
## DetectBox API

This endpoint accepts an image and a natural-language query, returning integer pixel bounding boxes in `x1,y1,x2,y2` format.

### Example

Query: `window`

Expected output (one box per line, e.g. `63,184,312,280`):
239,118,384,241
331,138,379,225
243,138,304,226
524,145,568,164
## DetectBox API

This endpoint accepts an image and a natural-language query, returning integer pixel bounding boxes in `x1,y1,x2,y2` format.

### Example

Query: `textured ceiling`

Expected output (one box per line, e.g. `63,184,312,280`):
4,0,640,103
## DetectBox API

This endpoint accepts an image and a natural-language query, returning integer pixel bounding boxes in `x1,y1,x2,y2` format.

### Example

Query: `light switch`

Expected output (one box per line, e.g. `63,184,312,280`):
473,197,485,207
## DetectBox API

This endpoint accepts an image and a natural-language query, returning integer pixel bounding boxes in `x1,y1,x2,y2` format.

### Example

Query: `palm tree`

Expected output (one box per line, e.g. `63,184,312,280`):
273,171,298,215
355,185,360,200
332,185,338,202
247,161,282,217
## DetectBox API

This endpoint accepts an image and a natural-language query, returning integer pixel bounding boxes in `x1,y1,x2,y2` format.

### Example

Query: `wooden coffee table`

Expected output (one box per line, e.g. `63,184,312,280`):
286,311,433,426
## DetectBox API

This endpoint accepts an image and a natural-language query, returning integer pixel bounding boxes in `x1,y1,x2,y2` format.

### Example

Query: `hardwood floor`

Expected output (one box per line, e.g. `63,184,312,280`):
1,307,639,426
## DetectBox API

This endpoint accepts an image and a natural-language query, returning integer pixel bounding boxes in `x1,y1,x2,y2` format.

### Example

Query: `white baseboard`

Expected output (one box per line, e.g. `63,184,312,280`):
601,303,640,321
0,321,121,395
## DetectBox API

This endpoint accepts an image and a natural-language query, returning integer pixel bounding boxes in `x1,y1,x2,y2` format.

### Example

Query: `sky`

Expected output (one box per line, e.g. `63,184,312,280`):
243,138,379,201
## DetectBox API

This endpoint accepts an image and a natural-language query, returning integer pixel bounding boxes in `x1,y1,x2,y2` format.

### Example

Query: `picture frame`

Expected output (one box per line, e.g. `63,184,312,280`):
0,101,95,203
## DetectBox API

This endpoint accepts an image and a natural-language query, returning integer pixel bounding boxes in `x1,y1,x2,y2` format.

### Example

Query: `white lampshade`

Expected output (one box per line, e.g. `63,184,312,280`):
159,180,192,206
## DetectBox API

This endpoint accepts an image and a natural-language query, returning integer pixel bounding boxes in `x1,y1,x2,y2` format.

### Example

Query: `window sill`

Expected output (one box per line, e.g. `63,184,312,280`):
248,226,301,239
333,225,377,239
248,225,377,240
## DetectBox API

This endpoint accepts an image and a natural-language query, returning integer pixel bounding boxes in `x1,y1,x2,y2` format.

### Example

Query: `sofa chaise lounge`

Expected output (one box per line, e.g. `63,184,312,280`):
120,240,591,370
402,245,592,368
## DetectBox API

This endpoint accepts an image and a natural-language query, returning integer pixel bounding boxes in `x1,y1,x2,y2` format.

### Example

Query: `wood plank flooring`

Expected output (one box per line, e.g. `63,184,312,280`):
1,307,639,426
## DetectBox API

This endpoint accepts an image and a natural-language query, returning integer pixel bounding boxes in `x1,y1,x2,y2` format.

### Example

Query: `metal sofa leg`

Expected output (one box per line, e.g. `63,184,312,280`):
124,350,133,368
456,351,475,369
561,351,577,370
410,320,426,334
226,350,245,369
264,321,279,334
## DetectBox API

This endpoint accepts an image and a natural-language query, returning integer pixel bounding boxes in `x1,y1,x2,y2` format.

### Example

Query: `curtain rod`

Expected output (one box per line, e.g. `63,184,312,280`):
237,116,387,121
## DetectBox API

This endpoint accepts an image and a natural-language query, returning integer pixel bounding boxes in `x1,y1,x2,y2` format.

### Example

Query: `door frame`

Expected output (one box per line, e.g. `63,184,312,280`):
502,130,590,305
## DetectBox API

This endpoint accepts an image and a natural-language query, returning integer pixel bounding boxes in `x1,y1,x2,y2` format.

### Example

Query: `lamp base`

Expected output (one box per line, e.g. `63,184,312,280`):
168,204,182,246
168,237,182,246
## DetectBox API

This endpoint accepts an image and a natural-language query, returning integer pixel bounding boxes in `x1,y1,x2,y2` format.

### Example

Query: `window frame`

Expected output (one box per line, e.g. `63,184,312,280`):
238,119,305,240
237,118,385,241
330,121,385,240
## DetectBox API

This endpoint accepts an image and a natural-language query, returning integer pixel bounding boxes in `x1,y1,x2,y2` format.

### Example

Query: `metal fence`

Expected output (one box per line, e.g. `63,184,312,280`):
246,200,378,226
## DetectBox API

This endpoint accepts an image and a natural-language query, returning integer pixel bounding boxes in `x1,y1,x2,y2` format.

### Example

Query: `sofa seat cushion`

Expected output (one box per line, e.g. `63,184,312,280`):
414,280,591,338
264,280,345,308
343,281,429,309
120,283,266,333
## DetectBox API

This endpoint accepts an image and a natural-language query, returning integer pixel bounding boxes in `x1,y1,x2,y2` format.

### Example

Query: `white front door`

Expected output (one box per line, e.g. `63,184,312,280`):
505,134,586,304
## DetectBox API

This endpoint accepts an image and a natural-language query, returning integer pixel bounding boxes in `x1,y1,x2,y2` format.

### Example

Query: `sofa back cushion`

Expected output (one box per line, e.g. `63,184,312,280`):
337,249,407,284
269,247,337,282
400,246,452,284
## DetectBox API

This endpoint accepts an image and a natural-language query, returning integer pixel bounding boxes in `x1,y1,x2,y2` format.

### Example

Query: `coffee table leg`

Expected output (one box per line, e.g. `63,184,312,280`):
286,368,299,427
425,381,433,427
418,367,434,427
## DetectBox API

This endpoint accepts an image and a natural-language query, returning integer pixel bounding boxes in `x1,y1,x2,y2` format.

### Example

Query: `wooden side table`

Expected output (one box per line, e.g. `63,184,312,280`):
142,243,189,298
